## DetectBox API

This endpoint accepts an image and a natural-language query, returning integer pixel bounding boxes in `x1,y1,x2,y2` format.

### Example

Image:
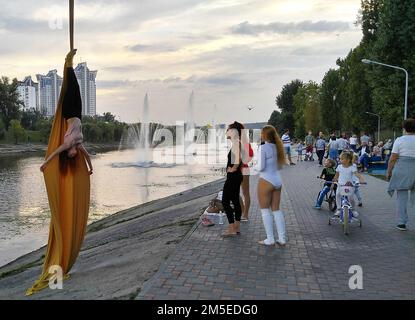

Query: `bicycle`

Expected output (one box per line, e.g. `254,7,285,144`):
328,182,366,235
316,177,337,212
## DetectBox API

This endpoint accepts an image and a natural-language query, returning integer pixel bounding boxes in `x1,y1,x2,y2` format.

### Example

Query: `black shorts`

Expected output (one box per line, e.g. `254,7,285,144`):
62,67,82,120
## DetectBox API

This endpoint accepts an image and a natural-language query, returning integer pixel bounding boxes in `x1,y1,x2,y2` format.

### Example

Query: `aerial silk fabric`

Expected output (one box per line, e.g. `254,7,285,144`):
26,61,90,296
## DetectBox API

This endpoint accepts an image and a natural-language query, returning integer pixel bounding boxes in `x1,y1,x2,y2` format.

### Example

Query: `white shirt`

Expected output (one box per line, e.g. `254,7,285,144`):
337,138,348,150
349,137,357,145
392,135,415,158
336,164,357,185
281,134,291,147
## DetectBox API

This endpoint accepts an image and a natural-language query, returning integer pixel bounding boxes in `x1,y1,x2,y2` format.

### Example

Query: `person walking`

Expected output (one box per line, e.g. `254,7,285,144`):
328,135,339,162
257,125,287,246
315,134,327,166
221,122,244,237
305,131,315,161
337,133,348,155
281,129,295,165
360,132,370,146
387,119,415,231
240,124,254,222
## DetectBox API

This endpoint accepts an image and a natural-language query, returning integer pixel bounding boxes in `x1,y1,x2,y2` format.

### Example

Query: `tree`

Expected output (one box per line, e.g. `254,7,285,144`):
21,108,45,131
366,0,415,126
0,77,22,130
103,112,116,123
293,81,320,138
275,80,303,133
0,117,5,140
267,110,284,132
9,119,27,144
320,69,343,133
357,0,383,45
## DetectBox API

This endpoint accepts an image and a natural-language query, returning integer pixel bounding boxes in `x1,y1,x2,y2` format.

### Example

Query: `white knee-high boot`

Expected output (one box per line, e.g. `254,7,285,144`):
261,208,275,245
273,210,286,244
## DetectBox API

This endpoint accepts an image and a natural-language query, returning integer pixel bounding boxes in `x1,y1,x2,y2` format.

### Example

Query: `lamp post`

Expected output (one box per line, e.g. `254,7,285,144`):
365,111,381,142
362,59,409,120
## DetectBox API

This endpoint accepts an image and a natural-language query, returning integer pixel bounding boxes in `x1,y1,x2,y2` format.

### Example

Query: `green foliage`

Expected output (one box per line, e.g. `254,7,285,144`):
275,80,303,133
0,117,5,140
267,110,284,133
8,119,27,144
293,81,320,139
21,108,45,131
268,0,412,139
365,0,415,127
320,69,343,132
0,77,22,130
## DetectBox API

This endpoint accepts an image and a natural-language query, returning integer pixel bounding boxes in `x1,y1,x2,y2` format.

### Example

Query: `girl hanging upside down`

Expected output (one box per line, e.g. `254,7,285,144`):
40,49,93,175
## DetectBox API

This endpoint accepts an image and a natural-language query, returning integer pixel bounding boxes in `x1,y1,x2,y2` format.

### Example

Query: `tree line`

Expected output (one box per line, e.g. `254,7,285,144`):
268,0,414,140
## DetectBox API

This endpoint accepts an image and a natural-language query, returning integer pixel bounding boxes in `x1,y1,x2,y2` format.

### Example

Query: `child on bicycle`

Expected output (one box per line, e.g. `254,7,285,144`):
332,152,365,217
314,158,337,209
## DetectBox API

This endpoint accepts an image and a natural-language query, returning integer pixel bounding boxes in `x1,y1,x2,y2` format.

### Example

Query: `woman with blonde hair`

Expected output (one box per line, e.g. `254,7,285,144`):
257,125,287,246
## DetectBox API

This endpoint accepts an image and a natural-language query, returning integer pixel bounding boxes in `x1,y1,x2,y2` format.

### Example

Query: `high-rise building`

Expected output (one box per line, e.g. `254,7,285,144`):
17,76,39,111
74,62,98,117
24,62,97,117
36,70,63,116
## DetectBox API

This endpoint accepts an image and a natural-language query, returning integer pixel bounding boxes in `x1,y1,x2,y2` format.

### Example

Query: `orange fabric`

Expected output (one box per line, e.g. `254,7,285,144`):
26,63,90,296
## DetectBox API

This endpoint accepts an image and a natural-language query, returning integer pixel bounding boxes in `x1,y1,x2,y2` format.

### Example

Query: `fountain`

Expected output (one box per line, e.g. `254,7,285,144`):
114,94,174,168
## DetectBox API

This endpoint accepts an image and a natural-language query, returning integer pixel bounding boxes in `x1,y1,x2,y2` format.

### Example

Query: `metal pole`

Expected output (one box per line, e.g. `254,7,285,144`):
404,69,409,120
362,59,409,121
377,115,380,142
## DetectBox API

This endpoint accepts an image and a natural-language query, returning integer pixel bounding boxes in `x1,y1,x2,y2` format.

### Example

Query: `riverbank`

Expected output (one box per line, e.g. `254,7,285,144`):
0,178,225,299
0,142,120,158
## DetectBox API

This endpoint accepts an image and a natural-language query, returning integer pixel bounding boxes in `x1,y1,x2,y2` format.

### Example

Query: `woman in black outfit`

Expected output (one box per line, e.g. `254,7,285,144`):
222,121,244,237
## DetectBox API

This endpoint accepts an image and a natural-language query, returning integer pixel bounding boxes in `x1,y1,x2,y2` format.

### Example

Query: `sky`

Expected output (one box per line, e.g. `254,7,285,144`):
0,0,363,125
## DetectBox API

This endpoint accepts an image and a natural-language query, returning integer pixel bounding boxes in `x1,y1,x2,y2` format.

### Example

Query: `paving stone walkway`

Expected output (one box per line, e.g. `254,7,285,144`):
138,161,415,300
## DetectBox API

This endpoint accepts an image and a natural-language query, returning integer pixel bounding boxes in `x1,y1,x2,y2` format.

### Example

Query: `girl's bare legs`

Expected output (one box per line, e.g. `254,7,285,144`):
241,175,250,220
258,178,275,245
271,189,281,211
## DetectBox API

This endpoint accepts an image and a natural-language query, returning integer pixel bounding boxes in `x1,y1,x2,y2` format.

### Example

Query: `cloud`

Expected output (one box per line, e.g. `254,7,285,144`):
231,20,351,35
103,65,142,72
127,43,177,53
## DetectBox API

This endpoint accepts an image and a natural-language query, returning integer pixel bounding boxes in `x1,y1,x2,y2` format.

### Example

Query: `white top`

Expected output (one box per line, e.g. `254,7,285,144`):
281,134,291,147
392,135,415,158
337,138,348,150
336,164,357,185
360,135,370,144
258,142,279,173
349,137,357,145
328,140,339,150
257,142,282,188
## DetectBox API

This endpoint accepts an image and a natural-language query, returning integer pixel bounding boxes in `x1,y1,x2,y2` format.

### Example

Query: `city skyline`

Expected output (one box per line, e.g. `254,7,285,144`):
17,61,97,117
1,0,363,125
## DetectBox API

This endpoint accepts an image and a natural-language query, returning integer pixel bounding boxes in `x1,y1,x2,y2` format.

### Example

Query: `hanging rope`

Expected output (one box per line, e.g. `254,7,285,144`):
69,0,74,51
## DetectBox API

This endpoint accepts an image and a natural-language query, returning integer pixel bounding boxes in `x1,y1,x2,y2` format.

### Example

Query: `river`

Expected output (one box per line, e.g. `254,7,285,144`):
0,145,228,267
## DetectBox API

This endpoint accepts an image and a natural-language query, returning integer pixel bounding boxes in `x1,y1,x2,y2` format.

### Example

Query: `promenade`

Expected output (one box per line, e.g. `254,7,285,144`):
138,160,415,300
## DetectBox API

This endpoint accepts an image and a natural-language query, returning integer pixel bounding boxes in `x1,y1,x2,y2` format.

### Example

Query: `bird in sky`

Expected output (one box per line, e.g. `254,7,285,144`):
247,106,255,111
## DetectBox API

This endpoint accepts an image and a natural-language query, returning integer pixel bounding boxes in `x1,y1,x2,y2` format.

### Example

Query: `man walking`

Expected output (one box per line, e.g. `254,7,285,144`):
305,130,315,161
281,129,295,165
315,133,326,166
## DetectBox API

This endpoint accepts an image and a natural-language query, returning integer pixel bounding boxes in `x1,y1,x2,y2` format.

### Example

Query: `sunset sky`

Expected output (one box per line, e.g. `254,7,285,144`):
0,0,363,125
